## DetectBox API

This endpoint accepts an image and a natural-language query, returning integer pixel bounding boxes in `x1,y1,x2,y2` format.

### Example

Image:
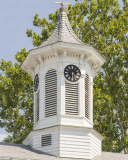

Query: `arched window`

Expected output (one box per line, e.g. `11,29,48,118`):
35,90,40,123
85,74,90,119
65,81,78,115
45,69,57,118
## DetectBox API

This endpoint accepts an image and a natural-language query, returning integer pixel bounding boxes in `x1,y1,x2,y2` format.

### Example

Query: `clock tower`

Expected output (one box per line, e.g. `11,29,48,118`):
22,6,105,160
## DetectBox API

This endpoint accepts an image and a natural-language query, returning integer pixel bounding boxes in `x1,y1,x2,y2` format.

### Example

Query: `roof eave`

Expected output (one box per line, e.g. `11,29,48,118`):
22,41,105,67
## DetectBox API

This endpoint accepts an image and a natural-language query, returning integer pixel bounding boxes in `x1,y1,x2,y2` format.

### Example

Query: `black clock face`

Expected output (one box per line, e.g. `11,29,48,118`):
34,74,39,92
64,65,81,82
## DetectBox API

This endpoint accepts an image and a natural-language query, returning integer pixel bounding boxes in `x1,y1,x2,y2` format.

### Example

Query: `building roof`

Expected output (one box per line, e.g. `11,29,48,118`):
0,142,128,160
39,7,84,47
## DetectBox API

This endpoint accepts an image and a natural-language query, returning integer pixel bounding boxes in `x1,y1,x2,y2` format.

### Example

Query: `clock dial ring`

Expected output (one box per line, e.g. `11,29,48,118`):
34,74,39,92
64,64,81,82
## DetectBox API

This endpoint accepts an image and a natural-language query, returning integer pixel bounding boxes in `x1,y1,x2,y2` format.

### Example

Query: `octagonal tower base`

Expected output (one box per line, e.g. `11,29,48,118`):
23,125,103,160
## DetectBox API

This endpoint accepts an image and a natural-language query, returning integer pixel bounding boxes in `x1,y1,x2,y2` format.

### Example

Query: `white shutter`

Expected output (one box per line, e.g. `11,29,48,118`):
41,134,52,147
65,81,78,115
35,90,40,123
85,74,90,119
45,69,57,118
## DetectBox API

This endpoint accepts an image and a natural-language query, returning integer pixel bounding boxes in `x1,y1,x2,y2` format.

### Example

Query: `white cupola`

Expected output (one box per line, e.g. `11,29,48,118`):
22,6,105,160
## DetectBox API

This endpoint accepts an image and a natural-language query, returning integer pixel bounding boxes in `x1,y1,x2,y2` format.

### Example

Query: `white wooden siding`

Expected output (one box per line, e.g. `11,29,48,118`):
59,128,90,159
90,133,101,158
28,139,33,146
32,127,59,156
23,126,102,159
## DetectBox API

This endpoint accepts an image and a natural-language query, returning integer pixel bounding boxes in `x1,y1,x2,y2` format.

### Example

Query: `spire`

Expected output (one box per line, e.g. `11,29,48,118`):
40,7,84,47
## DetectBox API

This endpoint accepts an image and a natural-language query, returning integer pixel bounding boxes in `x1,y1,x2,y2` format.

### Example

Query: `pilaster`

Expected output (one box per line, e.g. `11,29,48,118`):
34,92,36,126
90,76,94,124
57,52,65,116
39,75,45,120
79,73,85,117
79,53,85,117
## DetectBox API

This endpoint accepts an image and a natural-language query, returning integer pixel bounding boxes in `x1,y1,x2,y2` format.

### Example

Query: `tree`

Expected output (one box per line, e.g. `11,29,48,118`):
0,0,128,153
0,49,33,144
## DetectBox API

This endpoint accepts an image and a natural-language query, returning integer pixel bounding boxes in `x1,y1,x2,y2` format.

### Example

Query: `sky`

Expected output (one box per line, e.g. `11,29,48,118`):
0,0,123,142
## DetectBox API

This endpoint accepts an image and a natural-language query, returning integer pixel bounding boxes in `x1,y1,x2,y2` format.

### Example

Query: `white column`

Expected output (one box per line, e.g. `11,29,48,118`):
79,53,85,117
39,56,45,121
90,76,93,124
57,67,65,116
33,92,36,126
79,72,85,117
39,75,45,120
32,75,36,128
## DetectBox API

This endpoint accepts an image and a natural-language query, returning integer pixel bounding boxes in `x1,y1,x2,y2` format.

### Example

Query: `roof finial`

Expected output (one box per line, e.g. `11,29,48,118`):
53,2,70,6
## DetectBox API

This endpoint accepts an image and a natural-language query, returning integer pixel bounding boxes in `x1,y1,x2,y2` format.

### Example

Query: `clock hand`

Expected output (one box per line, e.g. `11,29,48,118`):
71,72,74,81
72,72,75,81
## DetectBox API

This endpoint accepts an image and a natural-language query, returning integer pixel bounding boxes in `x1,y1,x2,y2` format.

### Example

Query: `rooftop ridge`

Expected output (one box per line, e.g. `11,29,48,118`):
40,7,84,47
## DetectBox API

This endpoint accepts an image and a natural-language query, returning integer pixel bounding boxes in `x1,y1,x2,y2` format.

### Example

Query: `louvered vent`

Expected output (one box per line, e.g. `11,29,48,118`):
65,81,78,115
41,134,52,147
35,90,40,123
45,69,57,118
85,74,90,119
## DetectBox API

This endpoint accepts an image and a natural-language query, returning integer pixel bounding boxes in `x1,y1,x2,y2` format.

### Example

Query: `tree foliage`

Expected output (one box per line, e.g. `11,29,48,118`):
0,0,128,153
0,49,33,144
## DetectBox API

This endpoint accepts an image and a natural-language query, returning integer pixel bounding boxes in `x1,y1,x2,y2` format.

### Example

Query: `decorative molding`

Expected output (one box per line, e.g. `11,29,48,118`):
92,62,99,69
67,53,79,58
80,53,84,59
80,53,85,69
38,56,44,69
26,67,35,75
54,52,59,62
63,51,67,57
34,58,40,65
92,70,96,77
85,55,91,62
44,55,55,61
54,52,58,57
33,58,41,70
91,61,100,75
63,51,67,63
88,60,92,67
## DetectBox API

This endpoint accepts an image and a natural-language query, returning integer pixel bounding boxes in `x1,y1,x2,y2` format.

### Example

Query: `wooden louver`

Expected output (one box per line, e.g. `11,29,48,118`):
41,134,52,147
35,90,40,123
45,69,57,118
85,74,90,119
65,81,78,115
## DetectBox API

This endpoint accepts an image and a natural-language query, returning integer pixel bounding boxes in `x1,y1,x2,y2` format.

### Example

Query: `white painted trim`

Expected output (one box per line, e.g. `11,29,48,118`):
22,42,105,76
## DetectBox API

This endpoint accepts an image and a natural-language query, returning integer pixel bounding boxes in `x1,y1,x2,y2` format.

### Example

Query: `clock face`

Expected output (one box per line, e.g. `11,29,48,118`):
34,74,39,92
64,65,81,82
